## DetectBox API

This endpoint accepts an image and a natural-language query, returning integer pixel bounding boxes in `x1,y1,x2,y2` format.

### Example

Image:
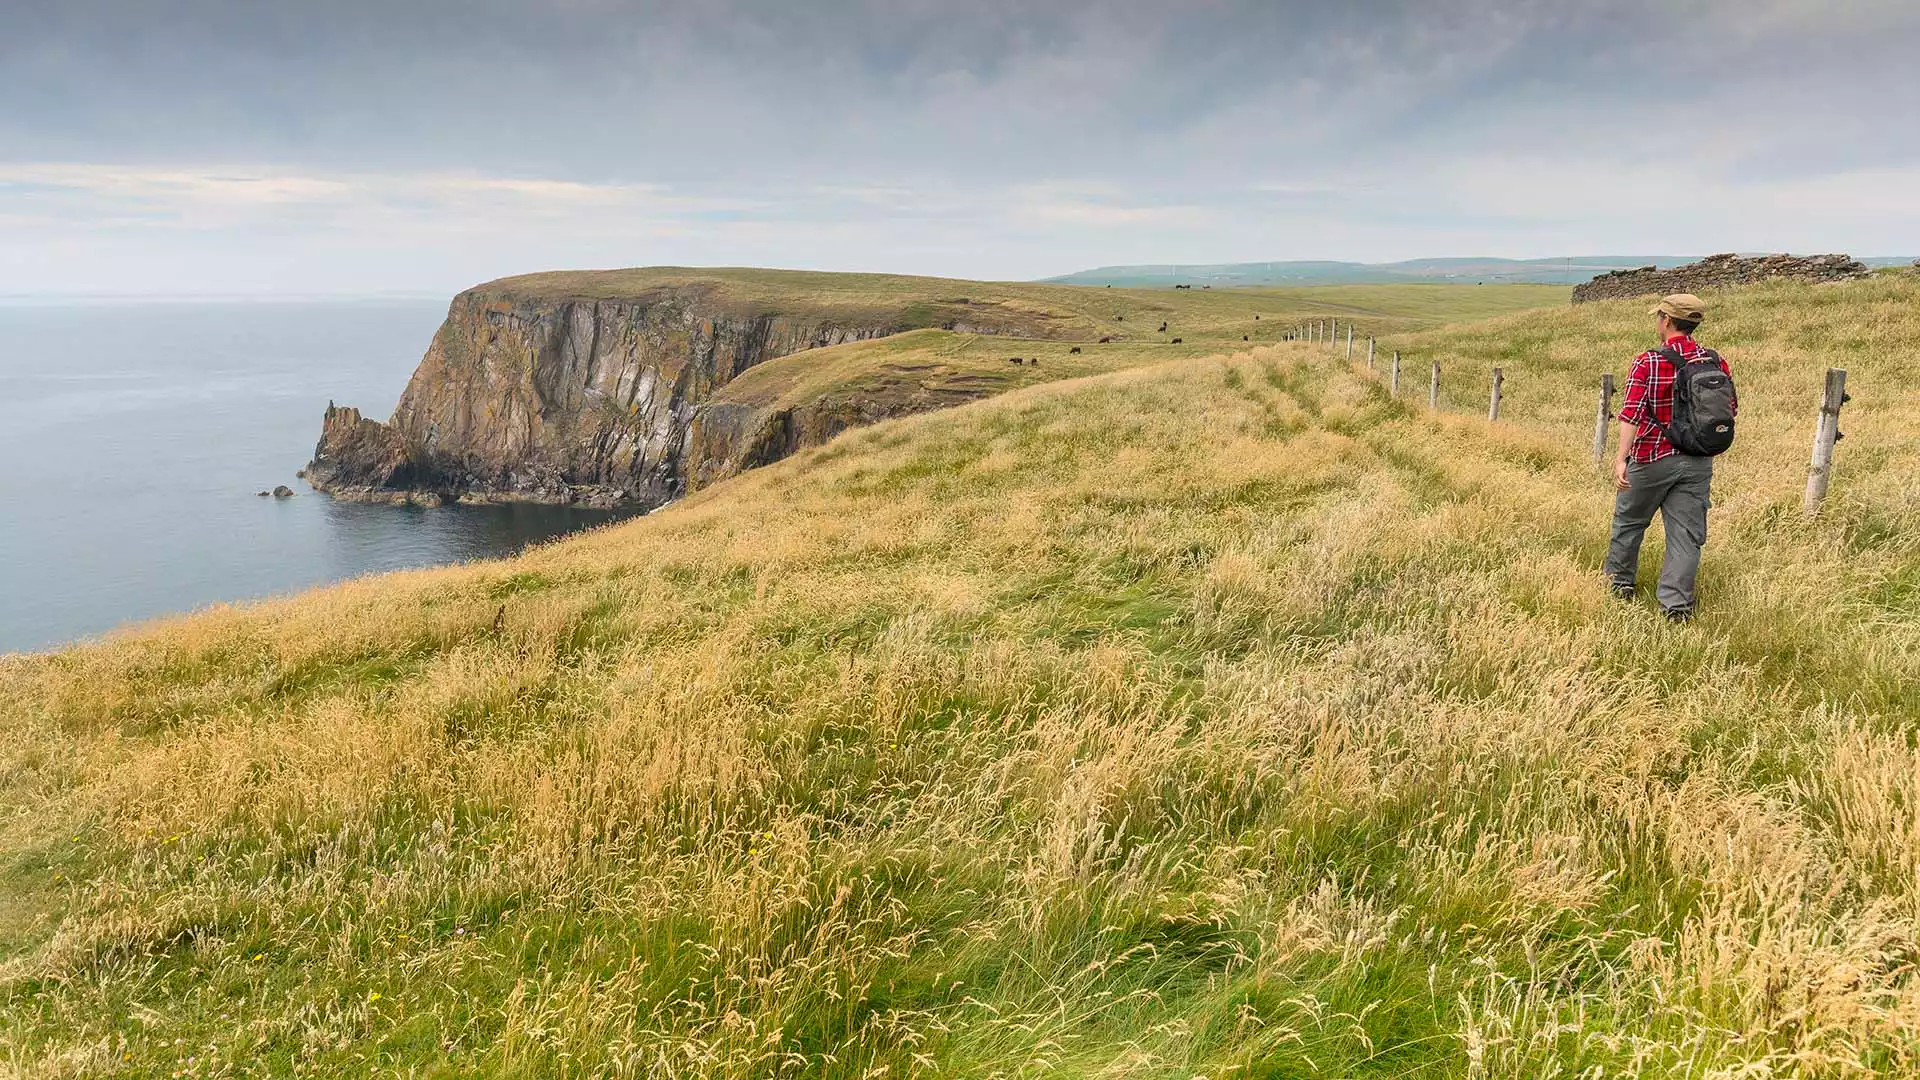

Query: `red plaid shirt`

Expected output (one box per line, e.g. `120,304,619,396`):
1618,334,1735,463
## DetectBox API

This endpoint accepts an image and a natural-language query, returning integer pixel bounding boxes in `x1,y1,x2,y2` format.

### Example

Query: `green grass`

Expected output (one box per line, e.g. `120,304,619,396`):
475,265,1566,341
667,271,1566,494
3,276,1917,1078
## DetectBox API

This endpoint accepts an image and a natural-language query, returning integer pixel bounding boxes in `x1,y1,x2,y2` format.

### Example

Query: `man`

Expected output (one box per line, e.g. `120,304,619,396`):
1605,293,1734,622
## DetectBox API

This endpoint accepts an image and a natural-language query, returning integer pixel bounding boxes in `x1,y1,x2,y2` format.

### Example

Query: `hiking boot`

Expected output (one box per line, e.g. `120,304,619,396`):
1609,582,1636,602
1663,607,1694,624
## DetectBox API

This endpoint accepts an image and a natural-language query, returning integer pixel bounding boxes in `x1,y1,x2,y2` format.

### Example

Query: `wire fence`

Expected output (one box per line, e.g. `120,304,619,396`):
1280,317,1850,515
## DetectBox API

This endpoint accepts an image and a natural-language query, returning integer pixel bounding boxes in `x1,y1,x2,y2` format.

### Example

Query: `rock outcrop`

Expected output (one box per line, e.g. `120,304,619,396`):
307,403,442,505
684,368,1011,492
309,271,1082,508
1572,253,1871,303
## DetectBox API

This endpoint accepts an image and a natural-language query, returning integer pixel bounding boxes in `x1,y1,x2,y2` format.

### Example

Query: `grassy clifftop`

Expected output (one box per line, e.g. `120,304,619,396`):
672,275,1570,490
469,265,1567,337
3,276,1917,1077
699,280,1575,413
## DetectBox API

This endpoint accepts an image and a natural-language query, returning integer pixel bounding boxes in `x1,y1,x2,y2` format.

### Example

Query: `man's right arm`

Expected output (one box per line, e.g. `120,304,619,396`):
1614,354,1651,489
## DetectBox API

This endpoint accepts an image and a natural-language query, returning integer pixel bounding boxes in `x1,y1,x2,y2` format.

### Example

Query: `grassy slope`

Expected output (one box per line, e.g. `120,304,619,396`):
699,279,1568,417
481,265,1565,337
3,277,1918,1078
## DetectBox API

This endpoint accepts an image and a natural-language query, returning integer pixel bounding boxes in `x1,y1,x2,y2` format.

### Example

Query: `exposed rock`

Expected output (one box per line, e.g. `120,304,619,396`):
272,485,294,498
256,491,270,497
307,402,439,502
1572,253,1871,303
308,272,1075,508
684,373,1010,492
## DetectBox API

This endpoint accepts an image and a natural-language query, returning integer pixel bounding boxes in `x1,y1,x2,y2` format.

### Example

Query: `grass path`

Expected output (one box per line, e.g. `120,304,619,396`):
2,276,1917,1078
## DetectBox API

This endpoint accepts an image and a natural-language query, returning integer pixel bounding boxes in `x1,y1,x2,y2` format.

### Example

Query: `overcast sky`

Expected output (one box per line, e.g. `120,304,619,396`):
5,0,1918,296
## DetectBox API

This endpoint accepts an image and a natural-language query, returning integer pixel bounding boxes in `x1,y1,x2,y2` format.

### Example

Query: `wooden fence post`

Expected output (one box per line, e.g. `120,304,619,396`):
1590,373,1615,462
1346,326,1353,362
1429,360,1440,410
1330,318,1337,346
1390,351,1400,395
1367,338,1375,371
1803,368,1848,514
1488,368,1504,421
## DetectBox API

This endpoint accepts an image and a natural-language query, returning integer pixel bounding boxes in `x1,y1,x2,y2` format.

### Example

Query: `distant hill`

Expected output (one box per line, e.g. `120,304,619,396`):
1044,255,1918,288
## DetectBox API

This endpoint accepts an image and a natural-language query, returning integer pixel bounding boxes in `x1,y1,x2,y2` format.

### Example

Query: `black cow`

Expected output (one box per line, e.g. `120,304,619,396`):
1170,337,1183,344
1069,346,1082,354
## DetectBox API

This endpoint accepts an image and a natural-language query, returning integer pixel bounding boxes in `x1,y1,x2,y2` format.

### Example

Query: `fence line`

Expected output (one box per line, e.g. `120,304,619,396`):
1273,322,1853,512
1282,319,1850,507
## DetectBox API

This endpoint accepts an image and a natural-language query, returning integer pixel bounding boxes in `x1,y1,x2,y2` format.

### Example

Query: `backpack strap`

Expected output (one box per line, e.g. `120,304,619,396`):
1664,345,1724,366
1655,346,1691,447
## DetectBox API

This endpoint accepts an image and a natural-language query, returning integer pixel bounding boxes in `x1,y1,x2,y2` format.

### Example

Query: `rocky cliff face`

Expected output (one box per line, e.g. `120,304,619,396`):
309,277,1058,508
1572,253,1871,303
305,403,436,504
683,374,1008,492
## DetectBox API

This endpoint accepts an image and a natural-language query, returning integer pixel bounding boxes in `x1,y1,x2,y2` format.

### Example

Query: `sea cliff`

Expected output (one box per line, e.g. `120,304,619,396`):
308,270,1077,508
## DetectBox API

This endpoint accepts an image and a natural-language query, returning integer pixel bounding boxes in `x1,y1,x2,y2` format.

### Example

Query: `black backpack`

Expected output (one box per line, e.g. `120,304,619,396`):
1660,346,1737,456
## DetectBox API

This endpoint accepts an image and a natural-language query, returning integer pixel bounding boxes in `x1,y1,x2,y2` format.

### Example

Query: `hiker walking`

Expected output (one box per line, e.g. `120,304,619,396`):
1605,293,1738,622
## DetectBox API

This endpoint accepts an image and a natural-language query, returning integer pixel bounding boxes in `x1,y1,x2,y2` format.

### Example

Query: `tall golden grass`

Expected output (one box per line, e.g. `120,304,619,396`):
1,275,1916,1077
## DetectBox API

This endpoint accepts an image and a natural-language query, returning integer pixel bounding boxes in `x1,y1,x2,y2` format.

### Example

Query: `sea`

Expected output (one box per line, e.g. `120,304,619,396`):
0,299,632,655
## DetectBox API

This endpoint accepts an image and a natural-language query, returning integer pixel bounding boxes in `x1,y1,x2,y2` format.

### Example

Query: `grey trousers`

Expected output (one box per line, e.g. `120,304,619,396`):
1605,454,1713,613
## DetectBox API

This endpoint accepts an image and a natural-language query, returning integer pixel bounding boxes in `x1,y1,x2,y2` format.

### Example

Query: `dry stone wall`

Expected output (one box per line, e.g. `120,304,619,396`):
1572,253,1871,303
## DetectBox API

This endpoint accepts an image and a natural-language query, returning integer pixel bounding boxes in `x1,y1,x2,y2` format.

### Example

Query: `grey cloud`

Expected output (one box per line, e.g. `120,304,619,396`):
3,1,1918,294
18,0,1912,180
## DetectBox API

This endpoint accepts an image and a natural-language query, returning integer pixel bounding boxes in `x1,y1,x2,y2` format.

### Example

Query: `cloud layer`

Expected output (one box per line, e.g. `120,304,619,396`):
5,0,1918,295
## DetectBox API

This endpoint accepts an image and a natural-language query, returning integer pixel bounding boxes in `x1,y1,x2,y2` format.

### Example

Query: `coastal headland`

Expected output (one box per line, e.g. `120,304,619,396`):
306,268,1567,507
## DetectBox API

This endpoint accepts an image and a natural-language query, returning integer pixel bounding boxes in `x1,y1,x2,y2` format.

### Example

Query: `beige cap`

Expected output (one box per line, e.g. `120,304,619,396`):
1649,293,1707,322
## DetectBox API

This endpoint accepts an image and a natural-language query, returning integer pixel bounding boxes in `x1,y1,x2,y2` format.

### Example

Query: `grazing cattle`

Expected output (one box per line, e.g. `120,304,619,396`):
1007,357,1023,364
1114,315,1124,321
1098,336,1112,343
1028,358,1039,365
1254,315,1260,320
1242,335,1249,341
1170,337,1183,344
1069,346,1082,354
1158,322,1168,332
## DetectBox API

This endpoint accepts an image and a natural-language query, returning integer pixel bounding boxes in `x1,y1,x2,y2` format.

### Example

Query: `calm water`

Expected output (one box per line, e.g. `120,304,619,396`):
0,300,632,654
